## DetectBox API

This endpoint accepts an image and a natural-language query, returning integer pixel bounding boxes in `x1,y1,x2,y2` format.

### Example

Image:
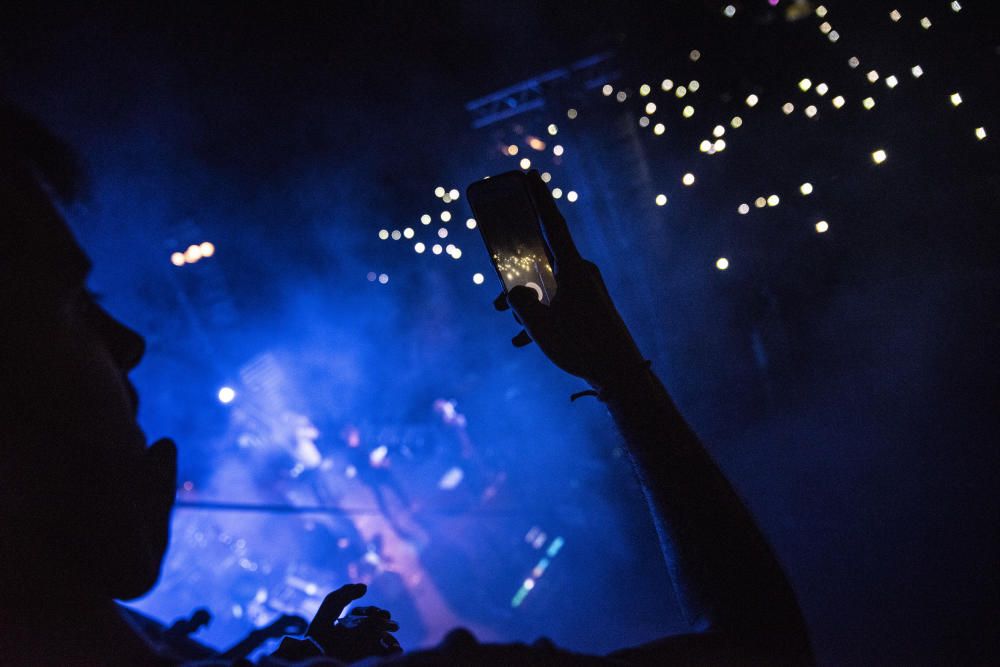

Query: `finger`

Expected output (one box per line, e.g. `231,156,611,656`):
511,329,532,348
380,632,403,654
350,606,391,619
508,286,558,346
308,583,366,634
493,291,510,312
527,170,581,268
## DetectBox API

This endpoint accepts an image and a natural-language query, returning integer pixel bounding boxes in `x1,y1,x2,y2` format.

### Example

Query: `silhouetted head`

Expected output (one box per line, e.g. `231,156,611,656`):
0,100,176,606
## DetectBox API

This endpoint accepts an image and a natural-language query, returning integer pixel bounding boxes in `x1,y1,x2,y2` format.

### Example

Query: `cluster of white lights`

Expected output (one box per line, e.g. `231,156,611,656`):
434,186,460,203
366,272,390,285
171,242,216,266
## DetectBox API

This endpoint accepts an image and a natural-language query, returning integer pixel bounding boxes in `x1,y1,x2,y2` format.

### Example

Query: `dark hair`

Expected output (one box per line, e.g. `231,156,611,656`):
0,99,86,204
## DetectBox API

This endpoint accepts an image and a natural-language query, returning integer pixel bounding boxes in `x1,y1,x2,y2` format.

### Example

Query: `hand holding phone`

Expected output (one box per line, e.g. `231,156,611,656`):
467,171,645,390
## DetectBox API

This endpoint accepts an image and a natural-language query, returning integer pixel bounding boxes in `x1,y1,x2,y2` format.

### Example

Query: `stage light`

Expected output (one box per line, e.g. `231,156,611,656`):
390,230,401,240
639,116,650,127
689,80,700,92
723,5,735,17
218,387,236,404
451,247,463,259
716,257,729,270
370,445,388,466
414,242,425,253
746,94,759,107
434,186,445,197
950,93,963,106
816,5,827,17
849,56,860,68
816,83,828,95
682,173,695,186
367,272,377,281
439,210,451,222
507,145,519,156
378,229,389,240
449,188,459,200
645,102,657,114
547,123,558,135
184,245,202,263
755,197,767,208
675,86,687,98
920,17,931,29
975,127,986,140
466,218,477,229
528,137,545,151
654,123,666,135
567,190,578,202
700,140,712,152
767,194,780,206
473,273,485,284
403,227,414,239
442,194,452,203
541,172,551,182
421,214,431,225
713,139,726,151
438,228,448,238
800,182,814,195
833,95,845,108
432,244,442,255
602,84,613,96
738,203,750,214
805,105,818,118
782,102,795,115
639,84,651,97
552,188,563,198
885,75,898,88
520,158,531,169
689,49,700,61
616,91,627,102
872,149,887,164
911,65,924,78
553,145,564,156
661,78,674,91
815,220,829,233
863,97,876,110
713,125,725,138
378,273,389,284
731,116,743,128
819,22,831,34
200,242,215,257
828,30,839,42
951,1,961,10
567,108,578,119
799,78,812,92
655,194,667,206
889,9,901,22
682,106,695,118
170,252,185,266
868,71,880,84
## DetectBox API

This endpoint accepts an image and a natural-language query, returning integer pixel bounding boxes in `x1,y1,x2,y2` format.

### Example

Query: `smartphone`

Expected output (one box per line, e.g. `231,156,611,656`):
466,171,558,305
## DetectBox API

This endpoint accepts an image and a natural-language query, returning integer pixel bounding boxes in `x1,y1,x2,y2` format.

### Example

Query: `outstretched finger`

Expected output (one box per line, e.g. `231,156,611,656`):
493,291,509,312
309,583,366,634
527,170,581,268
511,330,532,348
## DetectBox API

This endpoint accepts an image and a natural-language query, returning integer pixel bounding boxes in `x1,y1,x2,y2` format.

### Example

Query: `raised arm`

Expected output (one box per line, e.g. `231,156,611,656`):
501,172,813,665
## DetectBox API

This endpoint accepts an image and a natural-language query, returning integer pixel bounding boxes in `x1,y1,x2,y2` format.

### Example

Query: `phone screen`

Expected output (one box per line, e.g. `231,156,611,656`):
466,171,558,305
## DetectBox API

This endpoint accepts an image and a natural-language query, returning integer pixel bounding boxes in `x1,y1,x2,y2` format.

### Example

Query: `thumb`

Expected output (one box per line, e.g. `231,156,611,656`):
507,285,547,325
309,583,367,633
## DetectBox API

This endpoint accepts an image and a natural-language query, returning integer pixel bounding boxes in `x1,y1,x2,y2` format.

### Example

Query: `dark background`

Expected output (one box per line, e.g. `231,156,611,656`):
2,1,998,664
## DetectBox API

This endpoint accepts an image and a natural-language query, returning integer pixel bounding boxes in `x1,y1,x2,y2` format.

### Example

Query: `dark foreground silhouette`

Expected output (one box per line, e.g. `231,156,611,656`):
0,100,812,665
